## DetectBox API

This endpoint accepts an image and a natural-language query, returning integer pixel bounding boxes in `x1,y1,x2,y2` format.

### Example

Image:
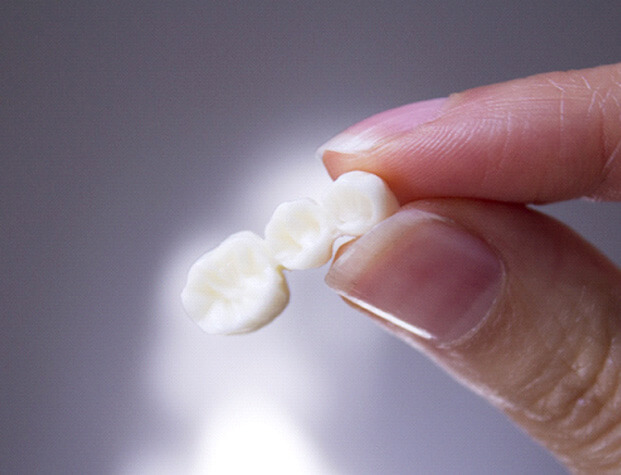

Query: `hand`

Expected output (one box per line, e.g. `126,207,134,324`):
318,63,621,473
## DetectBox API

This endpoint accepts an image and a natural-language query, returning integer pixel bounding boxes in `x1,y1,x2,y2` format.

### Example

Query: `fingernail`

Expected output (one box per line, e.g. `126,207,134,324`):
325,209,502,343
316,97,448,160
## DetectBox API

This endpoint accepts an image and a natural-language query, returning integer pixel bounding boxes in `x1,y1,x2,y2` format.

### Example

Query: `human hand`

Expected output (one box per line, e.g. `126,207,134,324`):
318,63,621,473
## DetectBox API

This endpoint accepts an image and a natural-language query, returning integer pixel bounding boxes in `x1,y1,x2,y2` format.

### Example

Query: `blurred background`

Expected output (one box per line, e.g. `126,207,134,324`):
2,2,620,474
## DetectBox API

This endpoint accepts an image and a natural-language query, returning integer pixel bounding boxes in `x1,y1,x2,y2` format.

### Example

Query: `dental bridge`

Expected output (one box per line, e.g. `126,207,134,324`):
181,171,399,334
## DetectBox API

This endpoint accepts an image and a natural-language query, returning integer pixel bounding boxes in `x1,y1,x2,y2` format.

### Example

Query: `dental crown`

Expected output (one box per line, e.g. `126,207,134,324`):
181,171,399,334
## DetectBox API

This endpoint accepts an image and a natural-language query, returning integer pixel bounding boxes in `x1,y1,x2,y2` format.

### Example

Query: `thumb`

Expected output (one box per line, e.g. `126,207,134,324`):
326,200,621,473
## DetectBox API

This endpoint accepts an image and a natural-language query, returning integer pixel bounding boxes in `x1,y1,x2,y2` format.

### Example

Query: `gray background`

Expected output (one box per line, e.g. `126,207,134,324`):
2,2,620,474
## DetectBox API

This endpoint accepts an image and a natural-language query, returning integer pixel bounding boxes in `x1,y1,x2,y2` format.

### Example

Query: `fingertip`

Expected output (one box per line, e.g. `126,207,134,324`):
317,97,449,177
319,64,621,203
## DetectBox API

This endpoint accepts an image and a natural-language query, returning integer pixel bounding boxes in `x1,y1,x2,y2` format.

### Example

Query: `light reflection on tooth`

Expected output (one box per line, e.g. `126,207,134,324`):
181,231,289,335
322,170,399,236
264,198,337,270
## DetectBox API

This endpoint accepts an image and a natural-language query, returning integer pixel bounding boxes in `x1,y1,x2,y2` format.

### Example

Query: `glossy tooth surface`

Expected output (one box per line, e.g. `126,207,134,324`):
265,197,337,270
181,231,289,334
323,171,400,236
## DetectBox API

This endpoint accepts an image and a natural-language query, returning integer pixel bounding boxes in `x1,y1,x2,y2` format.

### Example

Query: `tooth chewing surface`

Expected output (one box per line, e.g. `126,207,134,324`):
265,197,337,270
181,231,289,334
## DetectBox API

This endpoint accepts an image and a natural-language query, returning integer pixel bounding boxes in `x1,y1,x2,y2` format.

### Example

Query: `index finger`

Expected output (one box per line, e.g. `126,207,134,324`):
318,63,621,204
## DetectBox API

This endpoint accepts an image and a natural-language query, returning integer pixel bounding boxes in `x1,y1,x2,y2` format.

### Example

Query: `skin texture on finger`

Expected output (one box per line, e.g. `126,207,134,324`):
326,200,621,473
320,63,621,203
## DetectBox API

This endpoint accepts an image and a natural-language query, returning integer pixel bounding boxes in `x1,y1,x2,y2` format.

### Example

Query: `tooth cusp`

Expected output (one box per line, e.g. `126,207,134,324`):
181,231,289,335
264,198,337,270
323,170,399,236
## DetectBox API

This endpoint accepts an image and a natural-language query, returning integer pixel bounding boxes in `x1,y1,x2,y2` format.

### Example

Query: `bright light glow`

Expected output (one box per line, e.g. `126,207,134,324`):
127,139,375,475
192,399,333,475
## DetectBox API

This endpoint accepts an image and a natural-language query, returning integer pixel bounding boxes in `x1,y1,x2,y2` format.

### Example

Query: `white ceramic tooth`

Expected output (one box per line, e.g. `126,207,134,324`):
181,231,289,335
264,197,337,270
183,170,400,335
322,170,399,236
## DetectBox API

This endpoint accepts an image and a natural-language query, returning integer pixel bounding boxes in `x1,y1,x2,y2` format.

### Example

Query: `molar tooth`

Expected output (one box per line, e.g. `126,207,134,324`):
322,171,399,236
181,231,289,335
264,198,337,270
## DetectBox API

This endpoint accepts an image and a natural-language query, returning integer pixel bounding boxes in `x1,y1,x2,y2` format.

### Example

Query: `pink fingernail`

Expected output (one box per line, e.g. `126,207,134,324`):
326,208,502,344
316,97,448,159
